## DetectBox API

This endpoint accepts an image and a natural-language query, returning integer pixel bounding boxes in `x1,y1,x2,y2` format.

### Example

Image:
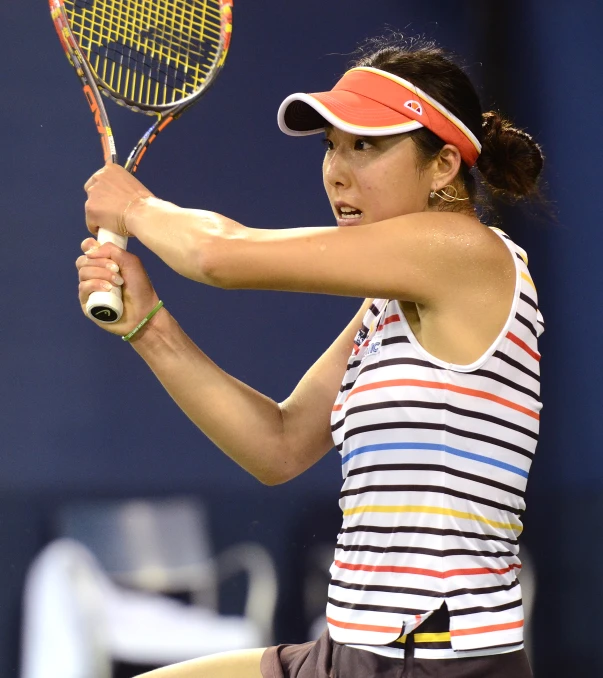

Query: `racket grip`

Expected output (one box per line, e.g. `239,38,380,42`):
85,227,128,323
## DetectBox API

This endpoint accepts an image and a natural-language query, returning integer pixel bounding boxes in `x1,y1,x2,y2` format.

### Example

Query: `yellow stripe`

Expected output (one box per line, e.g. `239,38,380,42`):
490,227,528,265
396,631,451,644
342,505,521,532
521,272,536,292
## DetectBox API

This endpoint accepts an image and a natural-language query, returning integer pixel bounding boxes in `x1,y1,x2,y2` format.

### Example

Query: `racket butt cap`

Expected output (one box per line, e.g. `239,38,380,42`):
86,291,123,323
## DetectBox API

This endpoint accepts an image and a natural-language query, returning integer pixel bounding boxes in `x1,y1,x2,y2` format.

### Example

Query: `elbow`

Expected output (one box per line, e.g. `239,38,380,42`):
258,469,294,487
254,435,299,487
194,215,248,289
257,474,284,487
194,234,227,287
254,458,296,486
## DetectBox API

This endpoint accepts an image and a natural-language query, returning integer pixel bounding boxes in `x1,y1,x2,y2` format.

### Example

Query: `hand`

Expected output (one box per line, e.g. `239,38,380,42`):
76,237,161,336
84,163,154,238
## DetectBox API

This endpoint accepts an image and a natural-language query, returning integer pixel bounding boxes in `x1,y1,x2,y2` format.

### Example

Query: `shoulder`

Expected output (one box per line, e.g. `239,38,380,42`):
393,212,504,254
385,213,514,302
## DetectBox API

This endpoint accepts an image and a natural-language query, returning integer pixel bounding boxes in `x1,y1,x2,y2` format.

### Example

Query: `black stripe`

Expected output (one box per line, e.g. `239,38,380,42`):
345,357,363,370
339,483,523,515
339,524,519,547
516,312,538,339
331,400,538,440
343,340,427,379
340,420,534,460
329,578,520,599
492,351,540,382
346,463,525,498
448,597,523,617
472,368,541,402
327,596,423,616
382,335,411,347
339,356,436,392
342,346,539,397
335,543,516,558
519,292,537,311
368,303,380,317
358,356,442,379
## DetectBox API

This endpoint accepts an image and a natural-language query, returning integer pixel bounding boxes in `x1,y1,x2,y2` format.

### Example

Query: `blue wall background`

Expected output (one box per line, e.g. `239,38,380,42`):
1,1,602,676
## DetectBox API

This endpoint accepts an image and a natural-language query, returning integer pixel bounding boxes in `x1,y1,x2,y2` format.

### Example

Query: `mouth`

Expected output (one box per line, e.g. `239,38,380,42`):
335,201,364,227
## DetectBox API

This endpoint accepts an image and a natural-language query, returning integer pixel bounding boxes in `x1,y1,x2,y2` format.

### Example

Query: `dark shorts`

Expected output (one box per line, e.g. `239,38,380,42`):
261,619,533,678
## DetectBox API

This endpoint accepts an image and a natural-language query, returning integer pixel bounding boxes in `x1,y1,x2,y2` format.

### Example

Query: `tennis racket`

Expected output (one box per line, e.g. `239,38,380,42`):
49,0,233,322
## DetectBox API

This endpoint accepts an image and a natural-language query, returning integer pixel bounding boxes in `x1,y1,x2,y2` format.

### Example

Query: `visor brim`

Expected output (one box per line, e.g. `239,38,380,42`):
278,91,424,137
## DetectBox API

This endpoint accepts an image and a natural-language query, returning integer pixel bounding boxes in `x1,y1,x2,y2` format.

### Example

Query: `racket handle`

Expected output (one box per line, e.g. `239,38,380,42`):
85,227,128,323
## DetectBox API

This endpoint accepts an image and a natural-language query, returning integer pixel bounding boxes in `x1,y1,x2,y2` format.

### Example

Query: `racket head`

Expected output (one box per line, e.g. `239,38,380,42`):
53,0,233,115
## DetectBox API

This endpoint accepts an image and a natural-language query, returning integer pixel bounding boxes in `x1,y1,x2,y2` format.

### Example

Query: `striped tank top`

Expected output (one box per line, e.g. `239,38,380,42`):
328,228,544,656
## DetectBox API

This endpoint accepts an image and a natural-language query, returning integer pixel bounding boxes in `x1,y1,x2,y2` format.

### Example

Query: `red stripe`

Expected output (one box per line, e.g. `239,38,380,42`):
344,379,539,420
333,404,343,412
377,314,401,331
450,620,524,637
507,332,541,362
334,560,521,578
327,616,401,634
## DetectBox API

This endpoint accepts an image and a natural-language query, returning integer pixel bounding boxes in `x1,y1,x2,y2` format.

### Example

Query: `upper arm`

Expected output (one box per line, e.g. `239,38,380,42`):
214,213,497,306
275,298,373,483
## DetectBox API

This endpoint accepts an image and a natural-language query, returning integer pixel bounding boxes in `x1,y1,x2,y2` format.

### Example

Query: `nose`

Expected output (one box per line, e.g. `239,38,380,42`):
323,146,352,189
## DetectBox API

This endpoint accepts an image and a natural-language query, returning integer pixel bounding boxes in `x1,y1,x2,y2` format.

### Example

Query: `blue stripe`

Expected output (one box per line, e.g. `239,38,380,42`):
341,442,528,478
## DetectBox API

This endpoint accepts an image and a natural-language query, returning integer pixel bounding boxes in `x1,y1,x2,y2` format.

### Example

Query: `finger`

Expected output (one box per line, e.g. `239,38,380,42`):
79,265,124,286
78,279,117,306
84,242,137,274
76,255,121,273
81,237,98,253
84,241,124,259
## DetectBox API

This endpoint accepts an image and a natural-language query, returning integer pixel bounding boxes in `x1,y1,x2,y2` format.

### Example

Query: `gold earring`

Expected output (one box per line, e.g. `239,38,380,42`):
433,185,469,202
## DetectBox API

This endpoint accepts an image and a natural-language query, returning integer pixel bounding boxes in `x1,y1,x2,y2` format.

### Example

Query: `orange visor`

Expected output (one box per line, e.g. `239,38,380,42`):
278,66,482,167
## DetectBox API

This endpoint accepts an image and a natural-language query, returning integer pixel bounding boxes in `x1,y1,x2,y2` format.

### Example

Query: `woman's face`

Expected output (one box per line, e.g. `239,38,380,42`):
322,127,434,227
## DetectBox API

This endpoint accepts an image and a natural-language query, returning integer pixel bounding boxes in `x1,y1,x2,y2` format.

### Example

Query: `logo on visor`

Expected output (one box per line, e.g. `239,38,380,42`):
404,100,423,116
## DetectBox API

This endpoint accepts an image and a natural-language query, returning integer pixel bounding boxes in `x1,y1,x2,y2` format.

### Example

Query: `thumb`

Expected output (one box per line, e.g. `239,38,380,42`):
81,237,99,253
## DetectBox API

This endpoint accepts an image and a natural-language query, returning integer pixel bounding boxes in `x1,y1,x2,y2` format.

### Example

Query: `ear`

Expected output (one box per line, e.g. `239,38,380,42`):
431,144,463,191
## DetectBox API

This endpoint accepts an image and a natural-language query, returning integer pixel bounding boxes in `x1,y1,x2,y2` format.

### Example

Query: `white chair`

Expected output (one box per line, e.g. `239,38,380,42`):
21,497,277,678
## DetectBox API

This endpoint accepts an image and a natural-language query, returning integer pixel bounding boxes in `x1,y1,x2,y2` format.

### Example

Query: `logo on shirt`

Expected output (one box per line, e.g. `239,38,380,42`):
354,328,367,347
361,338,382,362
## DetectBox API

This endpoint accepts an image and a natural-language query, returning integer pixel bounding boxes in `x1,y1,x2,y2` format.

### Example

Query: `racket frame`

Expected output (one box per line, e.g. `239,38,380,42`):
49,0,233,322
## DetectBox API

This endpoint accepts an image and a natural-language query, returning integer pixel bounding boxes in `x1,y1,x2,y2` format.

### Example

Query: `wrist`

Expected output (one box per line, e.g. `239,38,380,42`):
127,305,184,353
123,195,165,237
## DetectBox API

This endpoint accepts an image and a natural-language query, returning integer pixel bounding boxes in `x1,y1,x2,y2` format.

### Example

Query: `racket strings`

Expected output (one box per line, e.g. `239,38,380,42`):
65,0,222,107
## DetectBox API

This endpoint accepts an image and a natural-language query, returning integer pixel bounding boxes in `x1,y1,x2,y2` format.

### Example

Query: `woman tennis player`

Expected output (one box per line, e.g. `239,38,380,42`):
77,37,544,678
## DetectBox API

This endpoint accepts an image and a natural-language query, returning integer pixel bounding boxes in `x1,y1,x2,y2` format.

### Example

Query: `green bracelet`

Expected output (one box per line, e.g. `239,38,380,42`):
122,300,164,342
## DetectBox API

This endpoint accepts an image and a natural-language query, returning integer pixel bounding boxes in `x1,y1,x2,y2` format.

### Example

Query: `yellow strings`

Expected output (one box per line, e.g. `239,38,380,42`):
64,0,221,105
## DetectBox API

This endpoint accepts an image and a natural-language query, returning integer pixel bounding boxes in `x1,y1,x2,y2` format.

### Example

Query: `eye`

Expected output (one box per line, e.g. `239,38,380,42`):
322,138,334,151
354,138,372,151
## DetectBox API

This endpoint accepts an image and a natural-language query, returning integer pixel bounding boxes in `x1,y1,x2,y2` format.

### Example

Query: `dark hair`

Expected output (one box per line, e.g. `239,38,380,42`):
350,35,545,212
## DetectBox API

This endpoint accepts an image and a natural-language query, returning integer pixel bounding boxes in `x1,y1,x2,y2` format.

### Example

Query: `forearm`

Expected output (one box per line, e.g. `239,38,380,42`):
126,196,243,283
129,308,290,485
